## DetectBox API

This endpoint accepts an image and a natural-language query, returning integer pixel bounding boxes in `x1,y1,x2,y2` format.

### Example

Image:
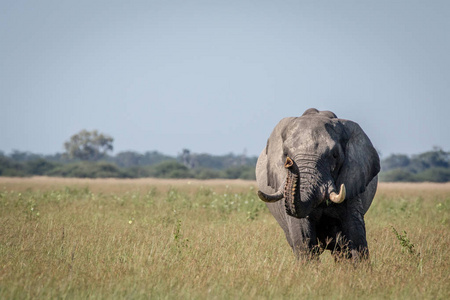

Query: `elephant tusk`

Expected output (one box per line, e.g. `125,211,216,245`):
257,190,284,203
329,184,346,204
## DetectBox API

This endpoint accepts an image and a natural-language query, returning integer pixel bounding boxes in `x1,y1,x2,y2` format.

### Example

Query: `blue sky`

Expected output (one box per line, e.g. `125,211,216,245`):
1,0,449,157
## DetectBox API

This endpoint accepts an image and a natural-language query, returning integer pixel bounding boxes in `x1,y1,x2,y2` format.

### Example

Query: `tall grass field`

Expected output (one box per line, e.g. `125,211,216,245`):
1,177,449,299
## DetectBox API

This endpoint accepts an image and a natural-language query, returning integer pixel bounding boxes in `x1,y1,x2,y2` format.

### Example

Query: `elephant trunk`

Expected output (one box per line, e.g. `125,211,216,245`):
257,190,284,202
257,156,299,203
283,156,308,218
258,156,314,218
258,156,347,218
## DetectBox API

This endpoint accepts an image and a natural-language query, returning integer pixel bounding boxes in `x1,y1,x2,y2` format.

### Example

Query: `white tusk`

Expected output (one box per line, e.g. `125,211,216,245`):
329,184,346,204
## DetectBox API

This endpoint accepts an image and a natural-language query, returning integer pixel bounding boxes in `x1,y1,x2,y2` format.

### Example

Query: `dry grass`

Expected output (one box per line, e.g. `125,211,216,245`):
0,176,255,194
0,177,449,299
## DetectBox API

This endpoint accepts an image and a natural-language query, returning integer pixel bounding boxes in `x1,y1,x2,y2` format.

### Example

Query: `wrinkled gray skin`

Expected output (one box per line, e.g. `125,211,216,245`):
256,108,380,261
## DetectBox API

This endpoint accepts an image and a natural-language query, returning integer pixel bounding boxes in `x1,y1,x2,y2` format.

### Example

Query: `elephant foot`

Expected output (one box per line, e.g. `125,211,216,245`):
350,247,370,261
332,246,370,264
293,243,323,261
328,233,370,263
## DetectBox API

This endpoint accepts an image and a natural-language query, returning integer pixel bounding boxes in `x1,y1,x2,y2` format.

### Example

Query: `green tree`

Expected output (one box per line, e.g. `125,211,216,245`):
151,161,192,178
409,147,449,173
381,154,410,171
415,167,450,182
0,154,26,176
64,130,113,161
113,151,143,167
10,150,41,162
141,151,174,166
379,168,416,182
25,159,58,175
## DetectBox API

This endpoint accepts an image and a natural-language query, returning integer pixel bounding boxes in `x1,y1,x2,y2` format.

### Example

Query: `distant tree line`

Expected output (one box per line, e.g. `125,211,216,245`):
0,130,449,182
0,130,257,179
0,149,257,180
379,147,450,182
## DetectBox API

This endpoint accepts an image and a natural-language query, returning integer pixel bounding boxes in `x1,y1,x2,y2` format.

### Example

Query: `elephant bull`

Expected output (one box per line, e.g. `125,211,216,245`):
255,108,380,260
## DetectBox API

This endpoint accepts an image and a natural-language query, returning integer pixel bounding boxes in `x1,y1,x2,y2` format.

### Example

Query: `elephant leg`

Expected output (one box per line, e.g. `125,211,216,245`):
315,215,350,260
342,201,369,261
287,216,319,260
329,232,352,261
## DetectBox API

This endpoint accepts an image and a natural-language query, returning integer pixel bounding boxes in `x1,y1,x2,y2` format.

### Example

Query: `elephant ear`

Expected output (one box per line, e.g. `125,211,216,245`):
265,117,295,191
337,120,380,200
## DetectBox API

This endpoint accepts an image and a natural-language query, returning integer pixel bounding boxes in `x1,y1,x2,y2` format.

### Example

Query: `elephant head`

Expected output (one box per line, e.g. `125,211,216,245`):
257,108,380,219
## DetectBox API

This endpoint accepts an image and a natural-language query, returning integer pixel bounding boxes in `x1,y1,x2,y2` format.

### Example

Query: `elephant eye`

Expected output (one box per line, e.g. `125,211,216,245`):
331,152,339,172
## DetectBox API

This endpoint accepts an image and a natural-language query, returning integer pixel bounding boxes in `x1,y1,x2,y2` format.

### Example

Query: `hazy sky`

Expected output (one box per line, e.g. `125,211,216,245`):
1,0,449,157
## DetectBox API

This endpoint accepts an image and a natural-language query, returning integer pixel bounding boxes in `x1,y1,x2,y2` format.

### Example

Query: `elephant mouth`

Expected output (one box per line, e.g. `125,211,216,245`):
258,156,346,216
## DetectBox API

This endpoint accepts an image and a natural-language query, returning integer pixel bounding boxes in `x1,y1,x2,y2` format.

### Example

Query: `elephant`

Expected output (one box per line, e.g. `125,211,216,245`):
255,108,380,261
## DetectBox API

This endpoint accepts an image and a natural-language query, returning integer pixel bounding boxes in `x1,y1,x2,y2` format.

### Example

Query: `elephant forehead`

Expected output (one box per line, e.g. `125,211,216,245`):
285,118,339,150
293,117,332,136
296,116,342,135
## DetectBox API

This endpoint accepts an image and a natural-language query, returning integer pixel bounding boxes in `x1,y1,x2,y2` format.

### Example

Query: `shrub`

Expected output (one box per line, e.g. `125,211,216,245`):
379,168,416,182
414,167,450,183
150,161,192,178
0,155,26,176
25,159,59,175
47,162,131,178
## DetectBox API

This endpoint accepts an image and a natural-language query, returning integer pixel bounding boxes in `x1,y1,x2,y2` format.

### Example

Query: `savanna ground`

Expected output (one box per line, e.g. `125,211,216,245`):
0,177,449,299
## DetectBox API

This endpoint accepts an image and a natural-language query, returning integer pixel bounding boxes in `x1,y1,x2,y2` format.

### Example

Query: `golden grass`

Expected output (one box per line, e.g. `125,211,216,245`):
0,176,255,194
2,176,449,193
0,177,449,299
